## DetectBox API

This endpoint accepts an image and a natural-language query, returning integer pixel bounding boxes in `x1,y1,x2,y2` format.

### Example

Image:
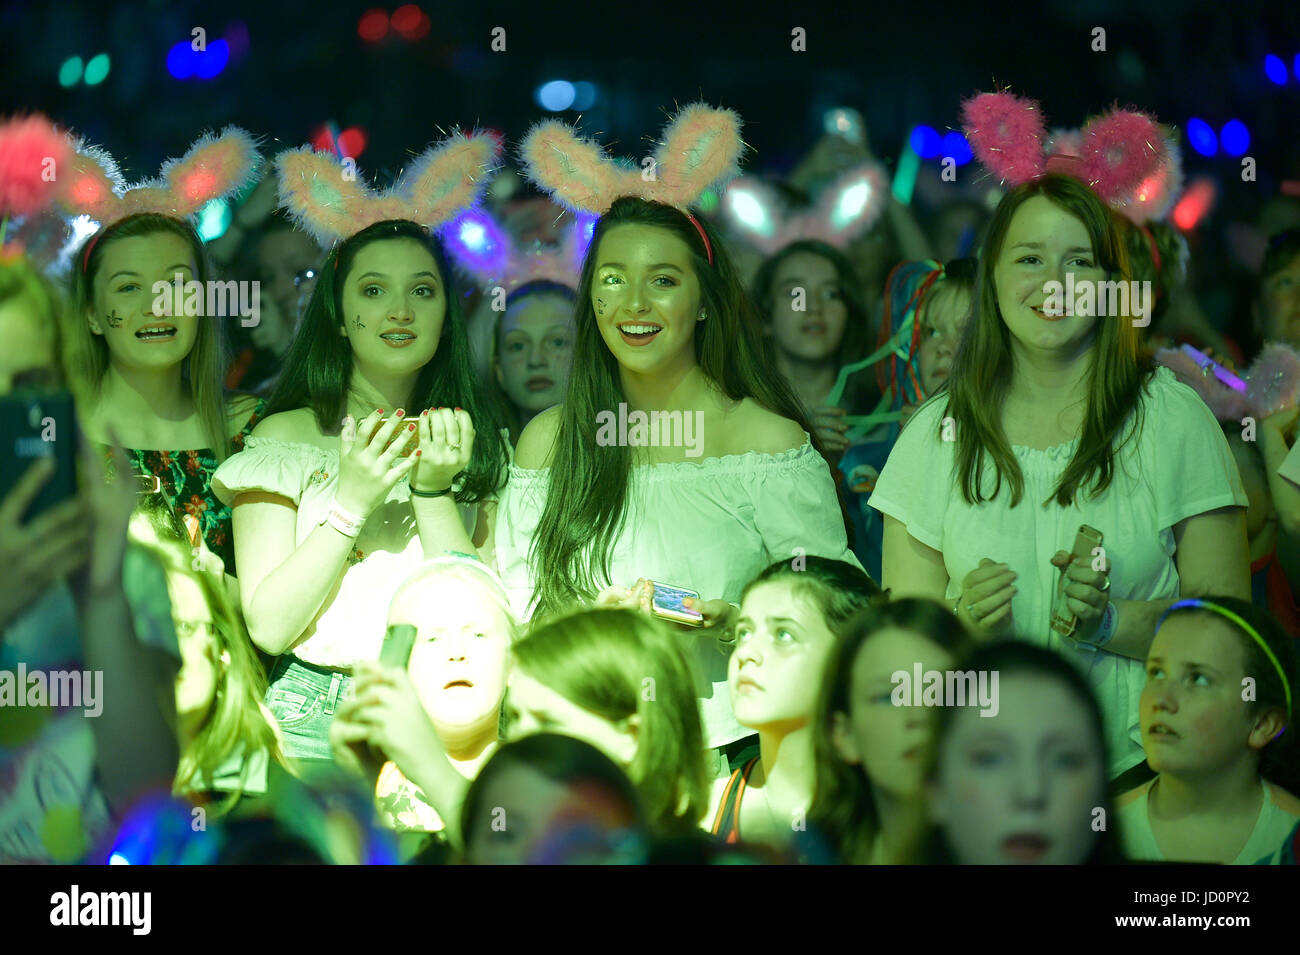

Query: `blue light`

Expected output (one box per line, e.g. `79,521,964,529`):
1220,120,1249,157
909,125,941,159
194,39,229,79
940,130,973,165
1295,53,1300,82
1265,54,1288,86
166,41,194,79
536,80,576,112
1185,118,1217,157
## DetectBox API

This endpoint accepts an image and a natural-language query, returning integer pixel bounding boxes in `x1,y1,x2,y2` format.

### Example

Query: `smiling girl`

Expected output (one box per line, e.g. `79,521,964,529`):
214,215,507,759
67,213,263,575
871,174,1250,781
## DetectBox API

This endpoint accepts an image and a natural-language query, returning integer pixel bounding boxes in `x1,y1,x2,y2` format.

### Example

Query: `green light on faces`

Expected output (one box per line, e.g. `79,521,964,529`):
196,199,231,242
58,56,83,88
84,53,110,86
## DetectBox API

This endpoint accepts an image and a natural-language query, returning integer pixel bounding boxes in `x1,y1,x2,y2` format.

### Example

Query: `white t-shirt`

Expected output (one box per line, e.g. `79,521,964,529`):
1117,777,1300,864
867,366,1248,777
211,436,479,667
495,436,863,749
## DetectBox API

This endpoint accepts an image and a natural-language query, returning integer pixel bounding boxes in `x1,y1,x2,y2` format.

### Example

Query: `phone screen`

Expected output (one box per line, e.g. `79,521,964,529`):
0,391,78,523
651,582,704,623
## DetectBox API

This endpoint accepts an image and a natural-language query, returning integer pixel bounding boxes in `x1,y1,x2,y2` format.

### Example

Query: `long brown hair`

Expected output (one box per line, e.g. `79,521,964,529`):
529,196,821,617
944,174,1154,507
67,213,233,458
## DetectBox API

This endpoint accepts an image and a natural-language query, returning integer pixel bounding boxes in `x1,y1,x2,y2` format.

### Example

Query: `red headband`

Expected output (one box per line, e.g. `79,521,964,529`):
685,211,714,266
81,232,101,273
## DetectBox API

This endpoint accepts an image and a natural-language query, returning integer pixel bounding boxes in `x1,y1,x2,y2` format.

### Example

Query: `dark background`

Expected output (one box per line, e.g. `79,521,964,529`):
2,0,1296,188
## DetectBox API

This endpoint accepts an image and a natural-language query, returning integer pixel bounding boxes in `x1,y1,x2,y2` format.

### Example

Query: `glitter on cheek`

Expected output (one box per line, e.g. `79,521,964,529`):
104,310,124,328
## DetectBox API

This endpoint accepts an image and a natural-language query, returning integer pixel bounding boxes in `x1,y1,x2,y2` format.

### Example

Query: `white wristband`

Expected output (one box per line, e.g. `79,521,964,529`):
323,498,366,539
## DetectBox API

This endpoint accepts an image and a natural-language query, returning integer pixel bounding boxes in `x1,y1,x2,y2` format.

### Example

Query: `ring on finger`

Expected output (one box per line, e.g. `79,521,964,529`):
1100,577,1111,592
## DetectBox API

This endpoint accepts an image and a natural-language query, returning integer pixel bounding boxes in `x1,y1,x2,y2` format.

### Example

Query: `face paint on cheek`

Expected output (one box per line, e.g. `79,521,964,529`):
105,310,124,329
354,315,365,330
595,298,607,317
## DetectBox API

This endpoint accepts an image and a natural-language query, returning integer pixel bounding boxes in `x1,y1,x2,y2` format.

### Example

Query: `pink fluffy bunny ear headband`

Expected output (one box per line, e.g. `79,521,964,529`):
960,90,1168,206
519,102,745,264
1042,126,1184,225
1155,343,1300,423
0,113,76,265
275,130,503,248
55,125,260,235
442,203,594,295
719,162,888,256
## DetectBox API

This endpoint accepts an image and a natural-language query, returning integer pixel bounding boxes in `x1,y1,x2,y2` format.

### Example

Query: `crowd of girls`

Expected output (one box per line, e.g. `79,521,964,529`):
1,95,1297,865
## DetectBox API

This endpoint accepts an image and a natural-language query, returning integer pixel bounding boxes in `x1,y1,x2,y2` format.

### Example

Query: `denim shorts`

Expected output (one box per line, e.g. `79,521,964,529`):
264,656,355,761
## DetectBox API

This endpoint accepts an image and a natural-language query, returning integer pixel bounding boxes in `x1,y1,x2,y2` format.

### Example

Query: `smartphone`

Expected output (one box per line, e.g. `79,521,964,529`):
0,390,78,523
1050,525,1104,638
380,623,417,667
650,581,705,627
371,418,418,457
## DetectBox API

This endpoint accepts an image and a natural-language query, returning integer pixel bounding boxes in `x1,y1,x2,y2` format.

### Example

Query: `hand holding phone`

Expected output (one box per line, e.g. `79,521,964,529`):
1050,525,1104,638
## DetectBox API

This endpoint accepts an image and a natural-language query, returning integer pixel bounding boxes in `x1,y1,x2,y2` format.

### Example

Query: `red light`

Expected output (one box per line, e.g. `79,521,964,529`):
311,125,336,152
337,127,368,159
358,9,389,43
1172,178,1216,232
180,169,218,201
72,177,104,203
392,5,420,32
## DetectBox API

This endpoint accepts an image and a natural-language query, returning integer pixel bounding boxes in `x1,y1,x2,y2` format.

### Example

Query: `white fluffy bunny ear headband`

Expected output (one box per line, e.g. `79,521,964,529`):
719,163,888,256
275,130,504,247
519,102,745,264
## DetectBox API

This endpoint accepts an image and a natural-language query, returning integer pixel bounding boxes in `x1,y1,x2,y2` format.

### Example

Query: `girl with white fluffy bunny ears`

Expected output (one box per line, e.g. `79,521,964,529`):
494,103,863,770
212,132,510,760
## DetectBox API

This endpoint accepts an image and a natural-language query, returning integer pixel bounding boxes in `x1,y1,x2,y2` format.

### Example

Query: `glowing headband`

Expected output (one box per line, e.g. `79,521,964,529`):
1157,598,1292,720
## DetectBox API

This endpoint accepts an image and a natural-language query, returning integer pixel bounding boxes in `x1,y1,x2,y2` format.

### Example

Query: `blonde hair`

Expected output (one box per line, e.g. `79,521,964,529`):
66,214,232,458
128,493,283,813
512,608,710,836
390,553,521,643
